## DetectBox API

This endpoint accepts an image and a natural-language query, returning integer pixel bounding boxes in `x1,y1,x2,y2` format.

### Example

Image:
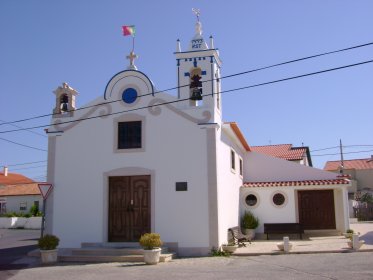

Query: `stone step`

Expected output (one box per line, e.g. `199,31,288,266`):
72,248,144,256
59,253,175,263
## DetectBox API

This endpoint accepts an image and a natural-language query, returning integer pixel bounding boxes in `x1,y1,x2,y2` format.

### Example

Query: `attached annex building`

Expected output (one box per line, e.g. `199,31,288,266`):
45,18,350,256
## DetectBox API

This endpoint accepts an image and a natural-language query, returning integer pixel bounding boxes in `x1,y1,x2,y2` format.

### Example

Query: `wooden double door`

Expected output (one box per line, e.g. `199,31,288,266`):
108,176,150,242
298,190,336,230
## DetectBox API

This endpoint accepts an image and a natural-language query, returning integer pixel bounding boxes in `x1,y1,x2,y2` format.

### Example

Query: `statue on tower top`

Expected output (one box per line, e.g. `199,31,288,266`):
192,8,202,36
189,8,208,50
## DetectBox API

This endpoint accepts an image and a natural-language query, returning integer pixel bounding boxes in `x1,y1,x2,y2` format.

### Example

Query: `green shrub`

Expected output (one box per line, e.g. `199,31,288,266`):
241,211,259,229
29,204,39,216
210,247,231,257
139,233,162,250
38,234,59,250
346,229,354,234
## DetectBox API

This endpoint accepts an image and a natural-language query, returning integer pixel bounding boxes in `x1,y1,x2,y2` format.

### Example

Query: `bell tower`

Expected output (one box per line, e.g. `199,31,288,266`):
52,82,78,117
175,9,222,122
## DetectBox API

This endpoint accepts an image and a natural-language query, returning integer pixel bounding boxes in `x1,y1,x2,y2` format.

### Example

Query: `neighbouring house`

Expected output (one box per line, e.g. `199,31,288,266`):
324,156,373,194
0,167,43,214
324,156,373,219
251,144,312,166
45,17,350,256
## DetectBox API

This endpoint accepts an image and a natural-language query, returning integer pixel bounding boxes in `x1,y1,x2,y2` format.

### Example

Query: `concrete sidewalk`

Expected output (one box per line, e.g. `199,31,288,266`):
233,222,373,256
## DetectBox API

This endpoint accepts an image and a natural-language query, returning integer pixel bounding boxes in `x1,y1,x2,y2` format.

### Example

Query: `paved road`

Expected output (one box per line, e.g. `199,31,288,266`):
0,252,372,280
1,227,373,280
0,229,40,271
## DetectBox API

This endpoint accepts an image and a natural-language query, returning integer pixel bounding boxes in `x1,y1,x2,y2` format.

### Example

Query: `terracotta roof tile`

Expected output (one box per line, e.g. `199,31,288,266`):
0,172,34,185
251,144,307,161
324,158,373,171
0,183,41,196
243,179,349,188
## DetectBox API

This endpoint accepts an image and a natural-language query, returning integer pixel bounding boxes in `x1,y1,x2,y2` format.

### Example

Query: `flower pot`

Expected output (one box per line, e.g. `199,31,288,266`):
143,248,161,265
40,249,58,263
276,243,293,251
347,240,365,249
221,245,238,253
243,228,256,240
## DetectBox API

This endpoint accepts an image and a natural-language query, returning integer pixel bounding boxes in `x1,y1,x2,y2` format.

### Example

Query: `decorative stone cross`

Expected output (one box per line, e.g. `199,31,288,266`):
126,51,138,70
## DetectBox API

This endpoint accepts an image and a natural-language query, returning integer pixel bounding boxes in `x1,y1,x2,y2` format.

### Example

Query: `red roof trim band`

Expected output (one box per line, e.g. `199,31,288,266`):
243,179,349,188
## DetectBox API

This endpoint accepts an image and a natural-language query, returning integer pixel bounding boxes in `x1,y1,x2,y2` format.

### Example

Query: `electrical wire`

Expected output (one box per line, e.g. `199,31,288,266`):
10,165,47,171
0,58,372,135
0,119,47,138
6,160,47,167
1,41,373,127
0,137,47,152
311,145,373,152
312,149,373,157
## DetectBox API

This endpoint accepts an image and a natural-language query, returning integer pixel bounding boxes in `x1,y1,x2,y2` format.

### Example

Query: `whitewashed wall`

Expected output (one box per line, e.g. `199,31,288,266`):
48,73,213,253
216,126,245,245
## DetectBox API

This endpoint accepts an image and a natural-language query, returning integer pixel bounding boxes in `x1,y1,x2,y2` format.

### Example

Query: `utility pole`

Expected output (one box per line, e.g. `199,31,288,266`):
339,139,344,174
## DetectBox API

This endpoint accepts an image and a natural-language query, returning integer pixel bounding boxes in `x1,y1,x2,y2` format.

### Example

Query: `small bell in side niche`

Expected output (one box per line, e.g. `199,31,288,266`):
190,87,203,101
60,94,69,112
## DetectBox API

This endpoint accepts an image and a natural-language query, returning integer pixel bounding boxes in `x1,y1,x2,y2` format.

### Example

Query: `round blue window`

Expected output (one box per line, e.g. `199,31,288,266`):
122,88,138,104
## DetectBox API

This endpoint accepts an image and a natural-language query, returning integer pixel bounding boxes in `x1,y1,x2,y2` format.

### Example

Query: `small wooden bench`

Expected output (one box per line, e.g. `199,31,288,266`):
228,226,251,247
264,223,304,240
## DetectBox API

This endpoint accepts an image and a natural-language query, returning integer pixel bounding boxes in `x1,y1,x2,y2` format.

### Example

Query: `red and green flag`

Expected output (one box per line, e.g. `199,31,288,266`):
122,25,136,37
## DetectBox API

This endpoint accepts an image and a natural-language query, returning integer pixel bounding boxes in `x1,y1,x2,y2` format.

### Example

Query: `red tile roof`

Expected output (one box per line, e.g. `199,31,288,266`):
0,183,41,196
251,144,307,161
324,158,373,171
243,179,349,188
0,172,34,185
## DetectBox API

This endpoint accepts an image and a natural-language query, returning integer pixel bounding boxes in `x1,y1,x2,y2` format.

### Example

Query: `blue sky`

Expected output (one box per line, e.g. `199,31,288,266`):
0,1,372,181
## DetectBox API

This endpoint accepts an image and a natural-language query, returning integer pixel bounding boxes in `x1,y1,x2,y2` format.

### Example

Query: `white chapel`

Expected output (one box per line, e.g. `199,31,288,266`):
45,15,350,256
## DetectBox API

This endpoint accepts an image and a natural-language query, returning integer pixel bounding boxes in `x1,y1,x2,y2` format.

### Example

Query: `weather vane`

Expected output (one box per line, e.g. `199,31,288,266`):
192,8,200,22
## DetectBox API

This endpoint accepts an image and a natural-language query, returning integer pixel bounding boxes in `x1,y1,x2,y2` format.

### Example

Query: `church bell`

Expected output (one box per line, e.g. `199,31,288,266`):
61,102,68,112
190,87,203,101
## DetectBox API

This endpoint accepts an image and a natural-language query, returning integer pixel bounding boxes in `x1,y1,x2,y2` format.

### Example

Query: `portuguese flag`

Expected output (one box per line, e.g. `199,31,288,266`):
122,25,136,37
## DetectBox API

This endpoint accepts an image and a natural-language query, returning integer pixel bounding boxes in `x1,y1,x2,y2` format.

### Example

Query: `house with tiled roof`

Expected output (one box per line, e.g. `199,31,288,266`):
251,144,312,166
324,156,373,194
44,16,350,256
0,167,42,214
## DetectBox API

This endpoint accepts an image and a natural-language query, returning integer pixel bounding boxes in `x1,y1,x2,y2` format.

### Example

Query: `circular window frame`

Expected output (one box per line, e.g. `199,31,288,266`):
271,191,288,208
242,191,260,209
120,85,141,107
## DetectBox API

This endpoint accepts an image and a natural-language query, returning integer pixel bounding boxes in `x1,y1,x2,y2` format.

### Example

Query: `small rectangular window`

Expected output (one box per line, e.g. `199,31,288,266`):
231,150,236,171
239,158,243,176
118,121,142,149
20,202,27,211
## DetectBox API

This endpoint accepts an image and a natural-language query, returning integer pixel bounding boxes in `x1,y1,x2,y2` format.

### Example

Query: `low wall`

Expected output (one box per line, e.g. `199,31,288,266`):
0,217,42,229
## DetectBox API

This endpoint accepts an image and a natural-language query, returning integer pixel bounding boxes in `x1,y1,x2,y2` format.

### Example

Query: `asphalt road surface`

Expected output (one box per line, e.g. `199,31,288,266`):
0,229,373,280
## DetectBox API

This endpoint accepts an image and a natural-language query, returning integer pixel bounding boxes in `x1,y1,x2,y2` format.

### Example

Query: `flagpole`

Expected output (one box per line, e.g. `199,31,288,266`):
132,36,135,52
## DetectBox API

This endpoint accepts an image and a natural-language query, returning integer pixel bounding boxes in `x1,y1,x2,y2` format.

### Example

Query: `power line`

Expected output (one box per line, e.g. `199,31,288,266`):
0,119,47,138
1,41,373,127
0,58,372,134
310,144,373,152
6,160,47,167
312,149,373,157
10,165,47,171
0,137,47,152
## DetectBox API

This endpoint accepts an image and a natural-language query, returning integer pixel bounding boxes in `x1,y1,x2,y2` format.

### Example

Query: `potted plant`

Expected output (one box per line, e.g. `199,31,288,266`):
344,228,354,239
139,233,163,265
38,234,59,263
221,242,238,253
241,211,259,240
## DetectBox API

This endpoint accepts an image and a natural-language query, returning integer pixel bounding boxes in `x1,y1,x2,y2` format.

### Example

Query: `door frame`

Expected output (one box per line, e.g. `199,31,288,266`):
103,167,155,243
